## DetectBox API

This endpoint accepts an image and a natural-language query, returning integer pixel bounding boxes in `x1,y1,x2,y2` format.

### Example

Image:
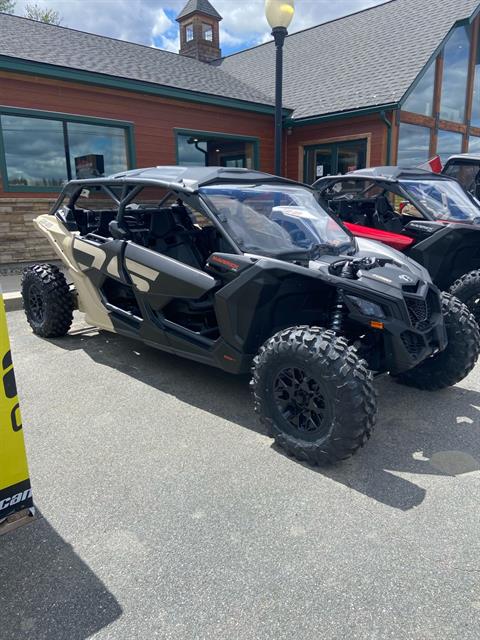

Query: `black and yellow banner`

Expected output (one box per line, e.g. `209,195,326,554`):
0,291,33,521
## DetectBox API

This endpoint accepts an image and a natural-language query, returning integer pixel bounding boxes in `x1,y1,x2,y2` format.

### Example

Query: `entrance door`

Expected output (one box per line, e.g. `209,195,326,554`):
304,138,367,183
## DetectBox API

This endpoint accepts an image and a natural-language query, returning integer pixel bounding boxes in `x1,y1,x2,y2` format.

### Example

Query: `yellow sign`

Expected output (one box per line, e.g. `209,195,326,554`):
0,290,33,521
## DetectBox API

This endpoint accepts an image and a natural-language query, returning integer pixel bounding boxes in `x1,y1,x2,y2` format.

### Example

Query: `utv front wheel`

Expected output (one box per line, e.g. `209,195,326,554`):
251,327,377,466
21,263,73,337
394,293,479,391
448,269,480,323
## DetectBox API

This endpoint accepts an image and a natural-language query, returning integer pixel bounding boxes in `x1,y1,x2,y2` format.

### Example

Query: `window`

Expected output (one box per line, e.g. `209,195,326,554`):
397,123,431,167
1,115,67,187
440,25,470,123
176,131,258,169
200,183,353,256
443,160,480,196
185,23,193,42
303,139,367,183
202,23,213,41
469,136,480,153
401,179,480,222
0,110,132,190
436,129,463,164
68,122,129,178
403,58,435,116
472,30,480,127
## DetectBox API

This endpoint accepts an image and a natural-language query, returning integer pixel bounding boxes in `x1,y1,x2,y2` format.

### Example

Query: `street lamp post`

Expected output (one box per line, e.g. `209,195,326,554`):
265,0,295,176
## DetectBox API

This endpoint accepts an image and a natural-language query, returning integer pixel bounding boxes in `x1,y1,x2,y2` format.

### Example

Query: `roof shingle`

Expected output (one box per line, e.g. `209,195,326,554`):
0,0,478,120
218,0,480,120
0,13,271,108
177,0,222,21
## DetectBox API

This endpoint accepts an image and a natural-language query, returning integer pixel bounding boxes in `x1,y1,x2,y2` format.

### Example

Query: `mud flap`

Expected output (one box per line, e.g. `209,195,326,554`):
0,289,34,534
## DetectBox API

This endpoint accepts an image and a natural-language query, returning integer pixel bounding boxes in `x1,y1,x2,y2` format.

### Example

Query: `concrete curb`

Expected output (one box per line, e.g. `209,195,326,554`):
4,292,23,312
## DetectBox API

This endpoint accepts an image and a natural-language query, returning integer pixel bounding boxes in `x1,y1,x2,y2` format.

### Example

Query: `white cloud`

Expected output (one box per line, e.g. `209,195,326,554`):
156,33,180,53
12,0,389,54
152,8,173,37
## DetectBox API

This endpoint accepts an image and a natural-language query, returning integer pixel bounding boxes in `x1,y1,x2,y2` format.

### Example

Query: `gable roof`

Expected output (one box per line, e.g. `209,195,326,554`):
0,13,271,111
217,0,480,121
0,0,478,122
177,0,222,22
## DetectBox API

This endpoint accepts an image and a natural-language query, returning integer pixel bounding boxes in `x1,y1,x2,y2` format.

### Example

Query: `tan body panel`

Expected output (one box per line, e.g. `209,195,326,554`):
33,215,114,331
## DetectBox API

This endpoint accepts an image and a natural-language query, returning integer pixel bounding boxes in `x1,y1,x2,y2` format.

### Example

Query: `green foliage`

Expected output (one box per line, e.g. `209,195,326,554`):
0,0,16,14
24,3,62,24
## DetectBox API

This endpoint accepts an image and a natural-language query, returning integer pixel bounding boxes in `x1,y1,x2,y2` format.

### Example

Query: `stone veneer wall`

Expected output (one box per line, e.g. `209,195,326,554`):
0,198,58,264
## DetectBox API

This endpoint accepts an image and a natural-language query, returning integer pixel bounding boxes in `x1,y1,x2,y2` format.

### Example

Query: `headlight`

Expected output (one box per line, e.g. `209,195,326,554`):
346,295,385,319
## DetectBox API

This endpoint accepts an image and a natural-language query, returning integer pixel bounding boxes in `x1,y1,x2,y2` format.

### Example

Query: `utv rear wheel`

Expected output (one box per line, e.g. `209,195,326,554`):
449,270,480,323
21,264,73,338
394,293,479,391
251,327,377,466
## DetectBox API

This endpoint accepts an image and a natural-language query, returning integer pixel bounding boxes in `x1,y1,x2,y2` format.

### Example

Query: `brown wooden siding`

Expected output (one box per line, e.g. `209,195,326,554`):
285,113,390,181
0,70,276,197
0,71,393,197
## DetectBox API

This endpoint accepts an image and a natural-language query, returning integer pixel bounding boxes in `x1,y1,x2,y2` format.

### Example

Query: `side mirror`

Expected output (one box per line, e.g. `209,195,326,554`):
109,220,131,240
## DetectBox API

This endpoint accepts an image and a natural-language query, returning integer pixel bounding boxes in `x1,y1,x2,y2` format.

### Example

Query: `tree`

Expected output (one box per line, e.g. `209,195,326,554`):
24,3,61,24
0,0,16,13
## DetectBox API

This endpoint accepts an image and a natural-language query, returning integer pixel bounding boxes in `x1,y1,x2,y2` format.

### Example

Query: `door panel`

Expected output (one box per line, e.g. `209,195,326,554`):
72,236,128,287
124,243,217,301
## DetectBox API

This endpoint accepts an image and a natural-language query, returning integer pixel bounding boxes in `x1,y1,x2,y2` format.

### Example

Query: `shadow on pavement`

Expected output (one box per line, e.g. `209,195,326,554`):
0,512,122,640
52,325,480,512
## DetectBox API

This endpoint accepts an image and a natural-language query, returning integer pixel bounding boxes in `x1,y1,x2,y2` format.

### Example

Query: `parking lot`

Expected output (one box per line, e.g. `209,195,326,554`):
1,309,480,639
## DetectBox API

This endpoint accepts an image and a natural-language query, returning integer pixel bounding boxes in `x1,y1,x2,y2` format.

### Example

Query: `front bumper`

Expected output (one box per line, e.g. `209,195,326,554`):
382,285,447,375
382,316,447,375
345,282,447,375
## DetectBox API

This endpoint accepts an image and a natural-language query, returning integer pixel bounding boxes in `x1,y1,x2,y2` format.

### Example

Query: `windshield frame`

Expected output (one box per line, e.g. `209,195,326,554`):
198,182,356,259
398,177,480,223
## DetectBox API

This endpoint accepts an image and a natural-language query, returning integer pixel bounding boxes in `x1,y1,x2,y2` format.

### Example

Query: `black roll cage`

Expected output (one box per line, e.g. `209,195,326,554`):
53,178,246,257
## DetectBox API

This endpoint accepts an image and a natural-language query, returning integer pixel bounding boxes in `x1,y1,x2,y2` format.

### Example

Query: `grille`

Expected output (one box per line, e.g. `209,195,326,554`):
405,297,431,330
401,331,425,358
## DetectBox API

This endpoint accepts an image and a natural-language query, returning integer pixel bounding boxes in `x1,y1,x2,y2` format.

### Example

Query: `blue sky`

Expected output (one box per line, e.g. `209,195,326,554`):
12,0,390,56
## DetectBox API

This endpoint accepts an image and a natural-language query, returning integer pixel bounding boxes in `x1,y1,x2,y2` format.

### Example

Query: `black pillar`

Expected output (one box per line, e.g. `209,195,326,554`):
272,26,287,176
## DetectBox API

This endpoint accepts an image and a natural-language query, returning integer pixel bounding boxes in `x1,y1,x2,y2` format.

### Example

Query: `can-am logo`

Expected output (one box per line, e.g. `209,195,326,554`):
0,488,32,512
399,274,414,283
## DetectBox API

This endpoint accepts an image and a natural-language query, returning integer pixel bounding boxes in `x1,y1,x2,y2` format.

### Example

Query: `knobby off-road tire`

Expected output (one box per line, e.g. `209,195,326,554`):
21,263,73,338
251,326,377,466
394,293,480,391
449,269,480,324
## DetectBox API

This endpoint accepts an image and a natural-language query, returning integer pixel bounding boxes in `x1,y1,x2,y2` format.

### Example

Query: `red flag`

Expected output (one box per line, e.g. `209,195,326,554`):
418,156,442,173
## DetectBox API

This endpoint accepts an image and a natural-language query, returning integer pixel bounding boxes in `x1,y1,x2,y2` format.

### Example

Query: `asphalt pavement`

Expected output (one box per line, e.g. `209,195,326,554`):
1,309,480,640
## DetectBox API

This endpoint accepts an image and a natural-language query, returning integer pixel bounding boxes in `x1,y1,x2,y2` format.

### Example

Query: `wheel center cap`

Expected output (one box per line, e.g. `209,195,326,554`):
294,390,308,405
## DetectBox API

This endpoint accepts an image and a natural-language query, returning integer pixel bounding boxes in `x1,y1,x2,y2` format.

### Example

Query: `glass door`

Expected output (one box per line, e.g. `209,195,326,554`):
304,138,367,183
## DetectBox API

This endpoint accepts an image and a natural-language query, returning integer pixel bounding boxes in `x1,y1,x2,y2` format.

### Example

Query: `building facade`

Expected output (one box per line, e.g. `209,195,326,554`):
0,0,479,263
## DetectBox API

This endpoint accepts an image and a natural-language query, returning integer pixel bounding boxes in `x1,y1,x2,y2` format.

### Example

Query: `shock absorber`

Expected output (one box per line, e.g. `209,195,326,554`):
331,289,346,333
330,260,355,333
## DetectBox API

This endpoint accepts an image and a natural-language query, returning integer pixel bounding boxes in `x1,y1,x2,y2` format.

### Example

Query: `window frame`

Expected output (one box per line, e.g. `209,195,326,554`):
174,128,260,170
398,16,480,162
185,23,194,42
202,22,213,42
0,106,136,193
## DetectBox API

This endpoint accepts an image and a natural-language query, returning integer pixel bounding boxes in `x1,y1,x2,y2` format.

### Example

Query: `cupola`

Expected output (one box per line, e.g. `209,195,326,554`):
177,0,222,63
